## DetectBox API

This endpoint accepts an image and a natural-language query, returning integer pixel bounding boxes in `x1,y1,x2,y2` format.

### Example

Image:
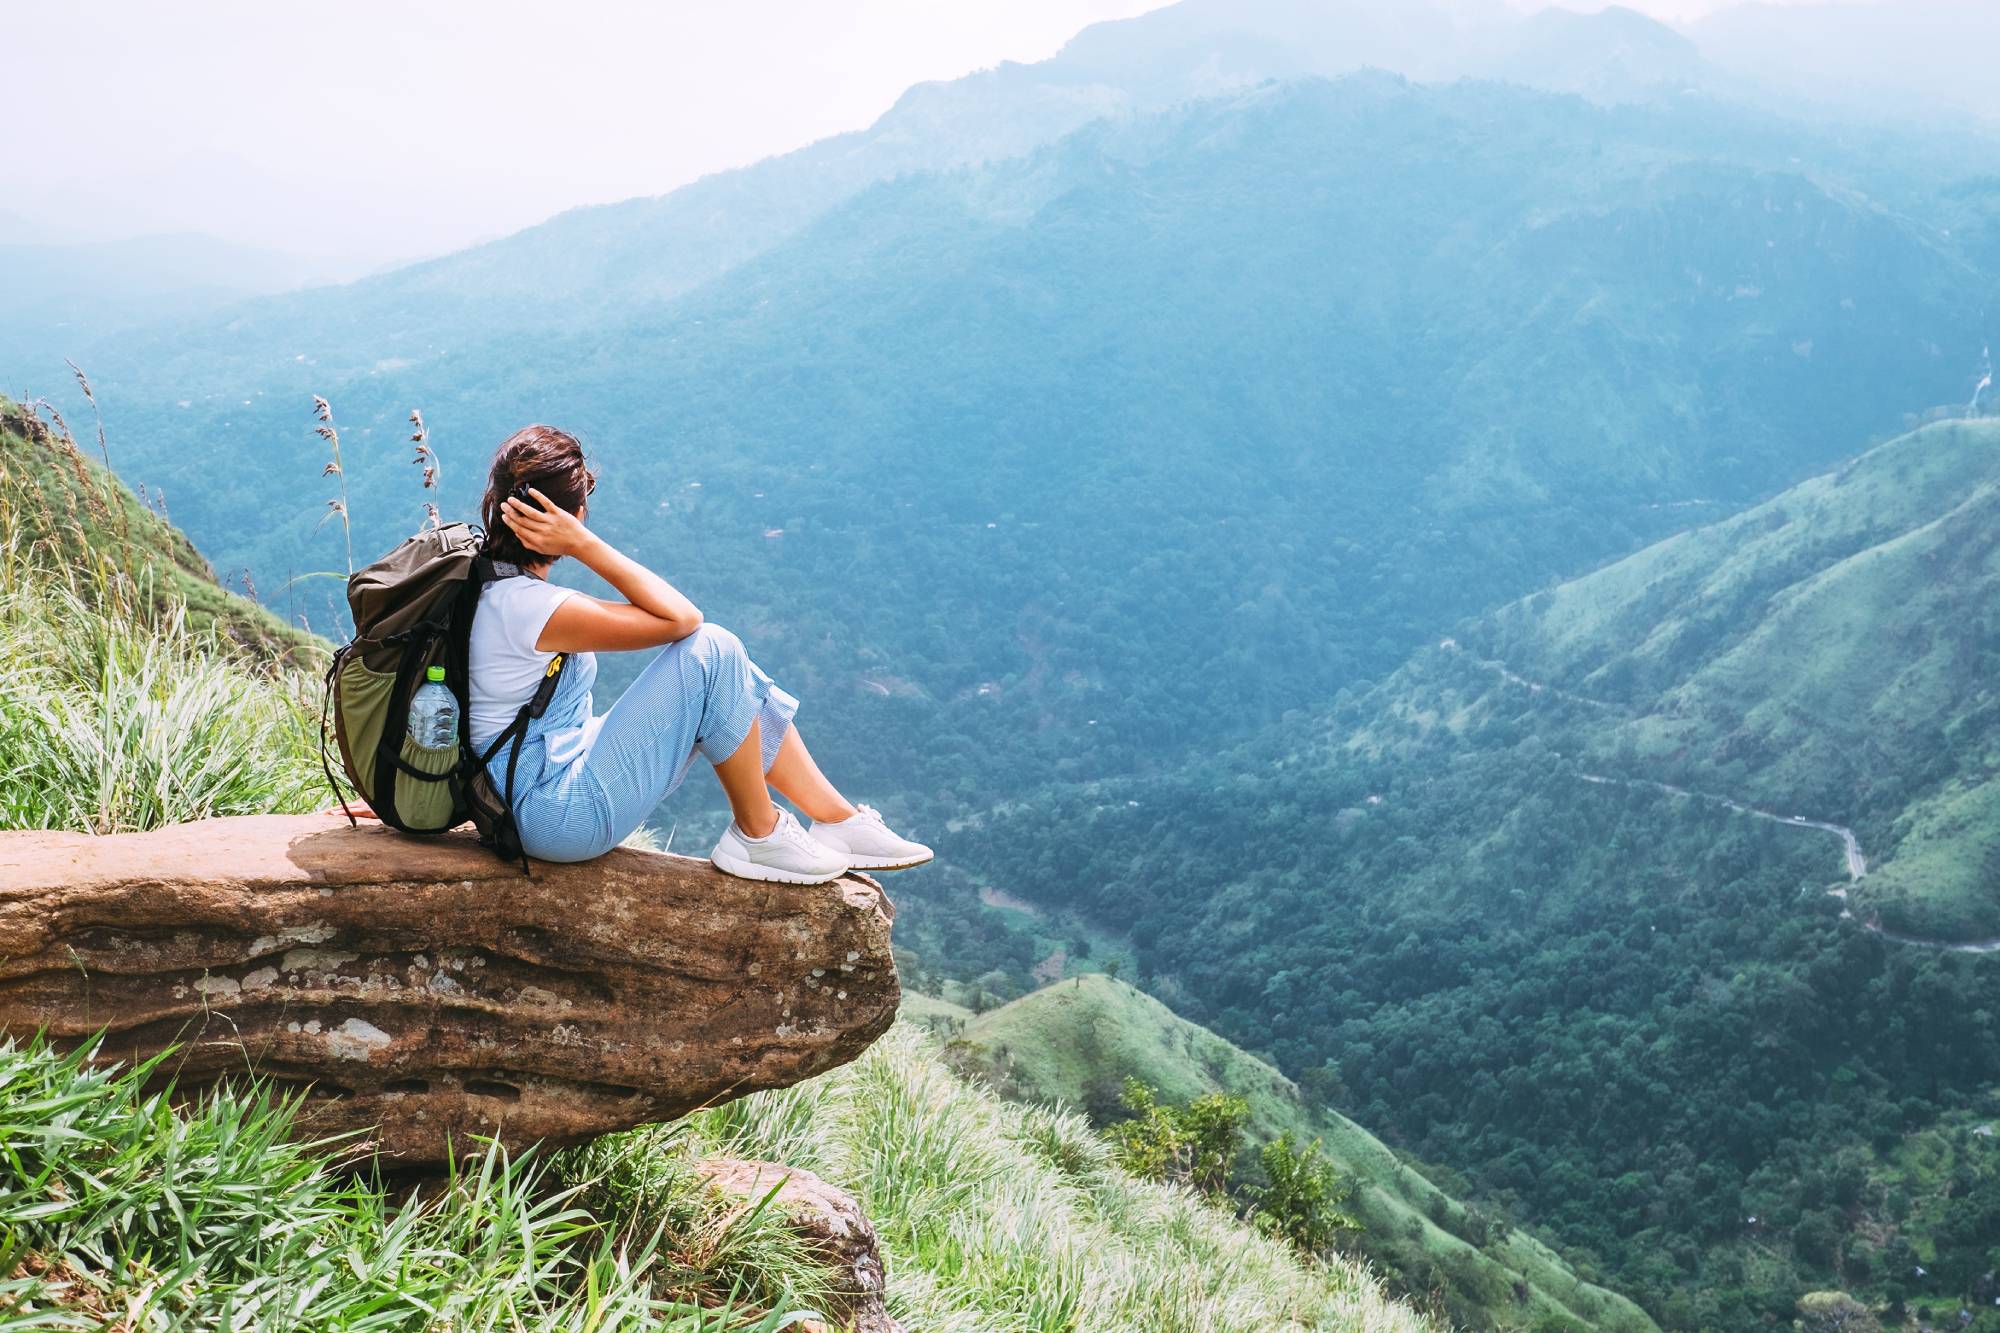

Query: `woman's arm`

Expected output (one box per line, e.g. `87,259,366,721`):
501,488,704,652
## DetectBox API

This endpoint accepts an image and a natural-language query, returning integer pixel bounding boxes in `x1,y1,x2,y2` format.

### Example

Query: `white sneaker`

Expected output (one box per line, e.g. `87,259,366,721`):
809,804,934,871
710,809,850,885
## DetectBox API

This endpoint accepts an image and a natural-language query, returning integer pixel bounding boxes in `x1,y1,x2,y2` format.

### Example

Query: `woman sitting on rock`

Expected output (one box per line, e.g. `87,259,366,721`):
468,424,930,885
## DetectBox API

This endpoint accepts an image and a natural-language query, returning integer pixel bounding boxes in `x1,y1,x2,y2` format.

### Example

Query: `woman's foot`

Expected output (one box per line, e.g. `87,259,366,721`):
711,809,849,884
809,804,933,870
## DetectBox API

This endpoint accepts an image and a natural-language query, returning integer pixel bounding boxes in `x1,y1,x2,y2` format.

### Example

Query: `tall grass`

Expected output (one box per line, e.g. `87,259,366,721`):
0,1038,824,1330
310,396,354,578
0,547,326,833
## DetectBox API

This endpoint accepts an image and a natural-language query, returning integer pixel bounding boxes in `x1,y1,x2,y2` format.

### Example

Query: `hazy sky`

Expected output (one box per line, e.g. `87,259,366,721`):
14,1,1154,270
14,0,1881,272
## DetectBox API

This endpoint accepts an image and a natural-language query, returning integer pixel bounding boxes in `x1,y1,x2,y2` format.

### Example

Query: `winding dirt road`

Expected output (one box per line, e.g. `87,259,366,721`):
1575,770,2000,953
1443,642,1999,954
1576,773,1866,879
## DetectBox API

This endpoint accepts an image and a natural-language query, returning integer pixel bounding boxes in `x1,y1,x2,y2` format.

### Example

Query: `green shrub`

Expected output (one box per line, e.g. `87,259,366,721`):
1251,1134,1360,1257
1104,1077,1250,1197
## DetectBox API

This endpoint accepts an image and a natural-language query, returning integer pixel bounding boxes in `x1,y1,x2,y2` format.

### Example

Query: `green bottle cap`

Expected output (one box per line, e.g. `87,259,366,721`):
426,665,446,682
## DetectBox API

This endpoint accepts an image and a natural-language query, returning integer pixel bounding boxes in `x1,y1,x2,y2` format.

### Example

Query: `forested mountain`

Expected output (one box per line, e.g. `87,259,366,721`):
945,419,2000,1325
42,72,2000,842
1471,416,2000,943
0,232,330,374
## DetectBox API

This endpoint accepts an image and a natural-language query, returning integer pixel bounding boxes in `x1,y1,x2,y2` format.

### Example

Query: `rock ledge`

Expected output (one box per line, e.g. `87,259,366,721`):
0,814,899,1162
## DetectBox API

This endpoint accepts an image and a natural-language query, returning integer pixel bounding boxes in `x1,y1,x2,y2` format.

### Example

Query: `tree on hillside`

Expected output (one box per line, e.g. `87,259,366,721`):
1249,1133,1359,1256
1794,1291,1879,1333
1104,1078,1248,1197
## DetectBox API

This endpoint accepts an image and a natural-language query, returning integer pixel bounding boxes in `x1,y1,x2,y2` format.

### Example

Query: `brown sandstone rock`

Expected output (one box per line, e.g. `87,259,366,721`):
697,1157,903,1333
0,814,898,1162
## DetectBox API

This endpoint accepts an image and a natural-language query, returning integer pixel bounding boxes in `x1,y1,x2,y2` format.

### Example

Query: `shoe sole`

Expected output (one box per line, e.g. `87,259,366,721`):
710,848,847,885
837,850,935,871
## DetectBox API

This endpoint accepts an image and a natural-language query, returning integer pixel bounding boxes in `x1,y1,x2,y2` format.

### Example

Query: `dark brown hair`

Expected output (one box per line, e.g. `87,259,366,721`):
480,424,596,565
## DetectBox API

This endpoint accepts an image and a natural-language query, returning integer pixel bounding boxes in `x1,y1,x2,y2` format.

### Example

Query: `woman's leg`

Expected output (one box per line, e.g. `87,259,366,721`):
712,718,779,837
558,623,799,855
766,724,856,825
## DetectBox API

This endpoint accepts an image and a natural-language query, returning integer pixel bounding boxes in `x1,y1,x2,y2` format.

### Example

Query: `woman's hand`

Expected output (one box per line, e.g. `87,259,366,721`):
501,487,596,559
499,481,704,652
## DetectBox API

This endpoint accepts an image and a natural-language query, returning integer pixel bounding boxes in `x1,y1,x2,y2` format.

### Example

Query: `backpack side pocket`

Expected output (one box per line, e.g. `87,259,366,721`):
395,735,460,830
332,654,397,808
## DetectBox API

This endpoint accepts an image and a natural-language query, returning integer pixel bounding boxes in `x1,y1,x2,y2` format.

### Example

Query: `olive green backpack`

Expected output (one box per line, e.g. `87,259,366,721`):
321,523,564,867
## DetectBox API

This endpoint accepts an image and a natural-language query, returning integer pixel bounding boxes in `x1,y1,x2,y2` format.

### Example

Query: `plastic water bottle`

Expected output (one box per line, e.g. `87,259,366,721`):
408,665,459,749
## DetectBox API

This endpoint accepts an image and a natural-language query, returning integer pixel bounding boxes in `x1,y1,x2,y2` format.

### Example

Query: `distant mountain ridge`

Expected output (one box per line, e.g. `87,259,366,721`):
1695,0,2000,127
21,0,1723,375
0,231,337,379
1495,5,1711,104
9,0,1983,390
58,72,1995,831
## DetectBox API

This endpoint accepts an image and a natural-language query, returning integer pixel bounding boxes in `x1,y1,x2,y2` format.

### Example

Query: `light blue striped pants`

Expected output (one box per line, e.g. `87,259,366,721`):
498,623,799,863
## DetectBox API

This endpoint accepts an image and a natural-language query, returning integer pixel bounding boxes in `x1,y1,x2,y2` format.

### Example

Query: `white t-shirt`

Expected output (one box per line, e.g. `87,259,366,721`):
467,576,579,753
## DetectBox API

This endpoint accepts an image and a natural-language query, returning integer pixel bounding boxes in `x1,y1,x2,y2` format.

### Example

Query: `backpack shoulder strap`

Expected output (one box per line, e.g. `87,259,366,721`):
474,652,568,769
469,651,567,873
457,550,561,870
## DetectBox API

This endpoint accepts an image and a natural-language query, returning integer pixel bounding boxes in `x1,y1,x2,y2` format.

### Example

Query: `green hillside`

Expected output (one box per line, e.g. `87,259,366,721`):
1465,416,2000,940
0,396,314,660
915,974,1657,1332
944,418,2000,1325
